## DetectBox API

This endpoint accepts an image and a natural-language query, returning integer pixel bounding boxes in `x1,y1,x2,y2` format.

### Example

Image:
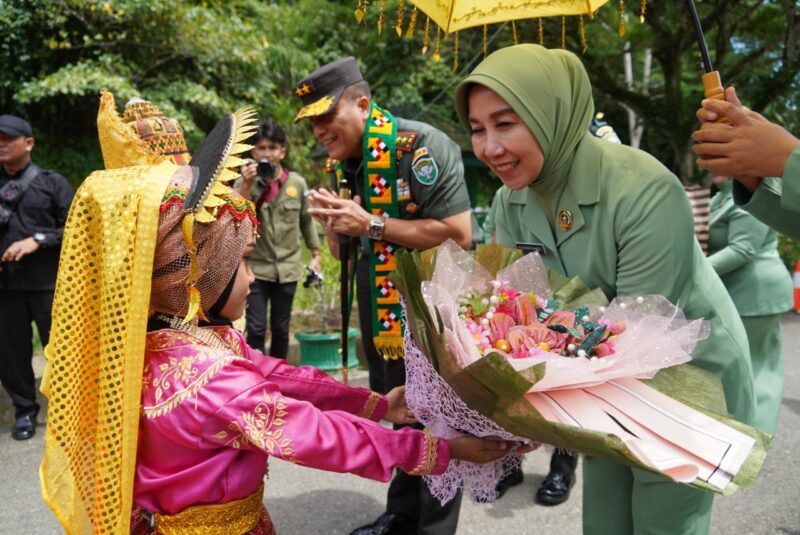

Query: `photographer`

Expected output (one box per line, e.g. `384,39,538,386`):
0,115,73,440
237,119,321,359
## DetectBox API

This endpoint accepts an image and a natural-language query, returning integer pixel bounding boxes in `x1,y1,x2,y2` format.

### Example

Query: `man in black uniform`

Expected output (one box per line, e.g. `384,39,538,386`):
0,115,73,440
297,58,472,535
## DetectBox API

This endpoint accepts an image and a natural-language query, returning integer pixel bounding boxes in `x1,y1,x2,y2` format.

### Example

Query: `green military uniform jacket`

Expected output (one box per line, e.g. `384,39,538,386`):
330,116,471,250
248,170,320,283
708,182,793,317
733,145,800,239
494,136,756,424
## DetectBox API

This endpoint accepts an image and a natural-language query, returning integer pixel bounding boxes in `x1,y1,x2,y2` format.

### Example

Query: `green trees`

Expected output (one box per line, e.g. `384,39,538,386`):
1,0,797,187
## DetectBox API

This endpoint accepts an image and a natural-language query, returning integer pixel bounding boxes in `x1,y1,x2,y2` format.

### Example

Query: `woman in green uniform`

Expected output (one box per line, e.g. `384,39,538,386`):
454,44,756,535
708,176,792,434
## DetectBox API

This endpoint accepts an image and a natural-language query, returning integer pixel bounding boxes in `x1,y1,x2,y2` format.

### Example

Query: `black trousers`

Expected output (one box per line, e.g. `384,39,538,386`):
245,279,297,359
357,256,463,534
0,289,53,418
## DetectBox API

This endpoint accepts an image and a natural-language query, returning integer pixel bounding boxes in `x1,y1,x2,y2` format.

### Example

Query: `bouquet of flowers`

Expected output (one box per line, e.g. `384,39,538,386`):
393,241,769,504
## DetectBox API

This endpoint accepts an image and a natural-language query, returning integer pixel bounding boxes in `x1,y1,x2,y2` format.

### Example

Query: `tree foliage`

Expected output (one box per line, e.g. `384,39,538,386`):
1,0,797,191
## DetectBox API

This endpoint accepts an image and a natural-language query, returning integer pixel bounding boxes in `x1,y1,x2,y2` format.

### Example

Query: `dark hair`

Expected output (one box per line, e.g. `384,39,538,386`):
251,119,286,145
342,80,372,101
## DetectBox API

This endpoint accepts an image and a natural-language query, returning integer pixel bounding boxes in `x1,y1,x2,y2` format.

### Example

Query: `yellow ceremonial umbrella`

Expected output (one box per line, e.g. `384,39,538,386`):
399,0,611,33
355,0,639,60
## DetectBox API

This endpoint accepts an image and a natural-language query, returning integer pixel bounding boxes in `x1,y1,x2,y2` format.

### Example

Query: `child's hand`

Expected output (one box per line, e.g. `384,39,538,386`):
384,386,417,425
448,436,509,464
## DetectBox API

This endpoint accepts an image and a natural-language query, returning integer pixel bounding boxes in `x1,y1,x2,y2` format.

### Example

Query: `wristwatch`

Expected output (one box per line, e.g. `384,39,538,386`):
366,216,386,241
33,232,46,245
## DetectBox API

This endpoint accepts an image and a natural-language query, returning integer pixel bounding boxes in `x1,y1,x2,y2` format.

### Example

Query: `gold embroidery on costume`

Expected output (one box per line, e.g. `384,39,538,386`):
154,355,202,402
144,356,243,418
144,329,248,418
358,391,382,420
214,390,297,461
408,430,439,476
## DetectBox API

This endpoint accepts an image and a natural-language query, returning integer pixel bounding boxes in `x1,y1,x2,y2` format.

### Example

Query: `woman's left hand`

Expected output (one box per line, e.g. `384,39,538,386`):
384,386,418,425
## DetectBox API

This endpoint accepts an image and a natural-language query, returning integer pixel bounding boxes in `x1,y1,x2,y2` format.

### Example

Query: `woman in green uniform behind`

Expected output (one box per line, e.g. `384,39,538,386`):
454,44,756,535
708,176,792,435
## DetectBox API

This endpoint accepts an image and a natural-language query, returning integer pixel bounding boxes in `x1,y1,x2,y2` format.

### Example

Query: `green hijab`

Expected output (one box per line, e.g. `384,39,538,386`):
455,44,594,197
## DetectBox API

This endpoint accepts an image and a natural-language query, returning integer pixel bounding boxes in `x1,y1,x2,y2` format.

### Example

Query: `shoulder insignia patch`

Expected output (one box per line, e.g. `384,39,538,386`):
325,158,339,173
396,131,418,152
411,147,439,186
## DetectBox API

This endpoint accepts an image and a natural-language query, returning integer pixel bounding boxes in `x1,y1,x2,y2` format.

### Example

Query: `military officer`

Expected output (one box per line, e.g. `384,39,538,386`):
296,57,472,535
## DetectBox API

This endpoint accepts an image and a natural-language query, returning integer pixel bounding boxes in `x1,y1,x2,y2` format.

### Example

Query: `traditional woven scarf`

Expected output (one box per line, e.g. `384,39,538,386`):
335,102,404,360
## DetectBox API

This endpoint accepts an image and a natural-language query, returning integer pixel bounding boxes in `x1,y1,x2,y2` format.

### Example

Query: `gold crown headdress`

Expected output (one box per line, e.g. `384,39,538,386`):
97,91,191,168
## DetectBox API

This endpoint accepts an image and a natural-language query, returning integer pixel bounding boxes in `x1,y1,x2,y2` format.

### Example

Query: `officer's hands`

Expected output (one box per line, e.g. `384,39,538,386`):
691,86,799,190
1,237,39,264
307,190,371,237
448,436,510,464
383,386,418,425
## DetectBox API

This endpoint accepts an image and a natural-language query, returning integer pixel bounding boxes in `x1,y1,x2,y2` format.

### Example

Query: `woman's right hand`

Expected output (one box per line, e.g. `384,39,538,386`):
447,436,509,464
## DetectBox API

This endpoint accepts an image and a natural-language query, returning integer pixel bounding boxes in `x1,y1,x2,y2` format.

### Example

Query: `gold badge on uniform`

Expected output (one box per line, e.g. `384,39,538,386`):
406,202,419,214
558,209,573,231
286,185,299,198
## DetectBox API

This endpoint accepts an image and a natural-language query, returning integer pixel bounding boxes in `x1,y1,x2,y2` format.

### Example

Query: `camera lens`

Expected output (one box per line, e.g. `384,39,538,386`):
256,159,275,179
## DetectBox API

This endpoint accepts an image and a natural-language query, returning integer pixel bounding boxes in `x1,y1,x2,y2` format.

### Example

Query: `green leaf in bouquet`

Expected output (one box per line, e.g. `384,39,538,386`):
474,243,522,275
392,250,439,369
550,273,609,310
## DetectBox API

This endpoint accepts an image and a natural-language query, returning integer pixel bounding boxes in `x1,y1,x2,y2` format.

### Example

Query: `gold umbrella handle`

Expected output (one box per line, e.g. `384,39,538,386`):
701,70,730,125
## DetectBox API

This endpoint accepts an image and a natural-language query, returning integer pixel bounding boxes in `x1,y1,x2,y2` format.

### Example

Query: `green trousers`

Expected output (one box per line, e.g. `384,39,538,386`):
741,314,784,435
583,457,713,535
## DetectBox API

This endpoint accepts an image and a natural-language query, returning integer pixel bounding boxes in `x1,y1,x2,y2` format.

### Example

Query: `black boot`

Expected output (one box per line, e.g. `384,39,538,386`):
350,512,415,535
535,451,577,506
495,466,524,499
11,412,37,441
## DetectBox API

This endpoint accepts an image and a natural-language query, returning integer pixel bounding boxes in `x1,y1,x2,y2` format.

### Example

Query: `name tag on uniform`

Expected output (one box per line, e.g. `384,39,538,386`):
516,242,548,255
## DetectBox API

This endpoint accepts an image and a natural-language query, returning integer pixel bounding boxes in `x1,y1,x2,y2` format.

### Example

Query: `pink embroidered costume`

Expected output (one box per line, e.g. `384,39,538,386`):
132,327,446,532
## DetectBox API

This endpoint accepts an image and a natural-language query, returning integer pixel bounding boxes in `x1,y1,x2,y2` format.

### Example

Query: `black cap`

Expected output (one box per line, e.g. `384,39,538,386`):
293,57,365,122
0,115,33,137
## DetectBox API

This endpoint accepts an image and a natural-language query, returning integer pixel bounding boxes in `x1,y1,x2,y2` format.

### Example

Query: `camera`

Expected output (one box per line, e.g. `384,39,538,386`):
302,265,323,289
255,159,276,183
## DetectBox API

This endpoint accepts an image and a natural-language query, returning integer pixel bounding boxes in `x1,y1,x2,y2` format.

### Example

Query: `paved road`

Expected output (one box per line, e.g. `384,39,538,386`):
2,315,799,534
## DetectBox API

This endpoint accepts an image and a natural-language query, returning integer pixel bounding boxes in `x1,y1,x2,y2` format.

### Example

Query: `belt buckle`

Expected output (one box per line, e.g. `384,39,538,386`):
141,509,156,533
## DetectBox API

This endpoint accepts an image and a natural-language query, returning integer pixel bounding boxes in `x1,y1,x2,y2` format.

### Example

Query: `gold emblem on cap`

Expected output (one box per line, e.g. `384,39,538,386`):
294,95,335,121
558,209,573,231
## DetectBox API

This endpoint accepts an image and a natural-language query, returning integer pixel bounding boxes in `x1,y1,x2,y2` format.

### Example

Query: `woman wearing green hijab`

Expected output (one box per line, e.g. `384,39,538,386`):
708,176,793,435
454,44,756,535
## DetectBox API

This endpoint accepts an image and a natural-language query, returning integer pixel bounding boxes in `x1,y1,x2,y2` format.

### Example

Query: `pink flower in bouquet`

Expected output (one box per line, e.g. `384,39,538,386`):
593,341,616,357
514,294,540,326
495,287,520,316
608,320,626,336
543,310,576,329
465,319,492,354
489,313,515,343
507,324,567,357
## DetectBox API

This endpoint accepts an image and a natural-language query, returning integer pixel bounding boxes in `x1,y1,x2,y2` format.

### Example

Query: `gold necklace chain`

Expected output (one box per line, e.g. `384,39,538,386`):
153,313,233,353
